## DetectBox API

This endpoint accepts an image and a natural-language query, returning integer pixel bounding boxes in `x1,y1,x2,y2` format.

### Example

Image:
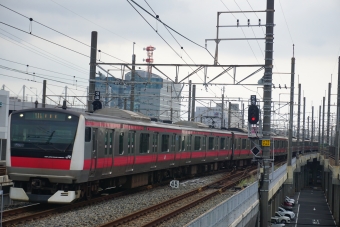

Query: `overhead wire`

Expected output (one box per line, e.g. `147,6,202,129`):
0,3,128,64
141,0,218,97
0,57,88,83
0,28,89,73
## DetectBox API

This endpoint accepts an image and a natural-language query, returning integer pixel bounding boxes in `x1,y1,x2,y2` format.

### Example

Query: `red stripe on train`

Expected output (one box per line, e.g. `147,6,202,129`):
11,157,71,170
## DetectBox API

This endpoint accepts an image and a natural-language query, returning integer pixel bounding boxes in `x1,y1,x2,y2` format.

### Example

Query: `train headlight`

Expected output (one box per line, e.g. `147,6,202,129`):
20,114,24,117
67,116,72,119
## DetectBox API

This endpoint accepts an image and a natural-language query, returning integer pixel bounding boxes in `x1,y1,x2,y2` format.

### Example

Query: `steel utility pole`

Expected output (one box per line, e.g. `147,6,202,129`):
42,80,46,108
288,57,295,167
130,43,136,112
336,56,340,166
302,97,306,154
319,105,321,152
191,85,196,121
88,31,97,112
297,84,301,156
322,97,325,154
312,107,314,144
188,80,192,121
260,0,275,226
327,83,331,145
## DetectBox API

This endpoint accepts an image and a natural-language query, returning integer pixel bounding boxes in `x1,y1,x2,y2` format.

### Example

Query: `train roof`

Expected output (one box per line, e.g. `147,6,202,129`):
11,107,289,138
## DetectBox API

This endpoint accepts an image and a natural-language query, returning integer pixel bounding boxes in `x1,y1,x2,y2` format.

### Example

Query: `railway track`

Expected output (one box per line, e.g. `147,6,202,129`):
97,167,257,227
1,169,231,226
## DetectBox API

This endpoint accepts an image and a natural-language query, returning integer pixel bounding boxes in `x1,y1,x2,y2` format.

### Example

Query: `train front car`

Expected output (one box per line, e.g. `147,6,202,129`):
6,108,85,204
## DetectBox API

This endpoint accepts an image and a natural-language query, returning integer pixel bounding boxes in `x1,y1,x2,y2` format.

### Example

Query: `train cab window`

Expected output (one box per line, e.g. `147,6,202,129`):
242,139,247,149
85,127,91,142
128,132,135,154
194,136,201,151
220,137,226,150
140,133,150,154
161,134,169,152
202,136,206,151
208,137,214,150
109,130,113,155
152,134,158,153
171,135,176,152
119,132,124,155
181,136,186,151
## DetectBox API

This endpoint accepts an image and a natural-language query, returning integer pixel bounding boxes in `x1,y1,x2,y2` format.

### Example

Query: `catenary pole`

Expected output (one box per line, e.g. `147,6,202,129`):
336,56,340,166
88,31,97,112
260,0,275,226
297,84,301,155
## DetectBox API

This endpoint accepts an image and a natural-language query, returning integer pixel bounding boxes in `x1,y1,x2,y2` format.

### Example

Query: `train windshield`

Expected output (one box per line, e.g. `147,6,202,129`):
10,111,79,158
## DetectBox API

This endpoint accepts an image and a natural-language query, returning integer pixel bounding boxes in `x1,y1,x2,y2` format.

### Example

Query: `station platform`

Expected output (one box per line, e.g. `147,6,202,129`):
285,187,336,226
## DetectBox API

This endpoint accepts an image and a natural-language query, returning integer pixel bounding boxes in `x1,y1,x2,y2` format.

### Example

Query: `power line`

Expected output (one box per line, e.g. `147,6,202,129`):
0,28,89,73
0,22,89,58
0,57,88,83
0,3,129,63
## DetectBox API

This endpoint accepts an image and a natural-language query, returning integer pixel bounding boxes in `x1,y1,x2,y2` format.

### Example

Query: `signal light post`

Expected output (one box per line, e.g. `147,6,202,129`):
248,104,259,124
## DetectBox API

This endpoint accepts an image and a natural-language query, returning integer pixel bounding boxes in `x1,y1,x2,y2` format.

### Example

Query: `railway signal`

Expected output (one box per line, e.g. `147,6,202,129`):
248,104,259,124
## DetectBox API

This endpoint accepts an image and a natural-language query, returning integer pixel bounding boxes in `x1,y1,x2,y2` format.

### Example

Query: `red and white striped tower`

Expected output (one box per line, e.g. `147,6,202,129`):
143,45,156,80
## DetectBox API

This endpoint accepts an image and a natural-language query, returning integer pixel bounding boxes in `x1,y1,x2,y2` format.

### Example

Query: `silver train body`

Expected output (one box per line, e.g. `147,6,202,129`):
6,108,318,204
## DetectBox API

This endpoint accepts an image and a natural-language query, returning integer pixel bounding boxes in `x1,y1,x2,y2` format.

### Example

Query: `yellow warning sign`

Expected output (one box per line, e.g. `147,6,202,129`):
261,140,270,147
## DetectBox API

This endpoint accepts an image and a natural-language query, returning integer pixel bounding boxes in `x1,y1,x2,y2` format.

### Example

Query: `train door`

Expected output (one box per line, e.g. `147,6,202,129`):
90,128,98,177
125,131,135,172
96,128,105,174
103,129,114,175
150,133,158,169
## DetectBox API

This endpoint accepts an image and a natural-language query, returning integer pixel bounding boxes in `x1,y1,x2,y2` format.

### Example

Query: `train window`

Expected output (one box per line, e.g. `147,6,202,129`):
85,127,91,142
119,132,124,155
226,137,229,149
194,136,201,151
202,136,206,150
187,135,192,151
220,137,225,150
152,134,158,153
215,137,219,150
171,135,176,152
177,135,181,151
128,132,135,154
140,133,150,154
109,130,113,155
208,137,214,150
105,131,109,155
181,136,185,151
161,134,169,152
242,139,247,149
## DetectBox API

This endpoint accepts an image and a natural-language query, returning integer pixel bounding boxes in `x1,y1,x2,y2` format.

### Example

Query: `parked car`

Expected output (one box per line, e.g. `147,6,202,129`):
278,207,295,219
270,217,286,226
281,203,293,211
285,196,295,205
284,200,294,207
273,212,290,223
285,196,295,203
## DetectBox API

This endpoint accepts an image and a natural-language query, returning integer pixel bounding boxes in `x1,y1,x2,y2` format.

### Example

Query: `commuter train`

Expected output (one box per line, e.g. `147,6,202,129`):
6,107,318,204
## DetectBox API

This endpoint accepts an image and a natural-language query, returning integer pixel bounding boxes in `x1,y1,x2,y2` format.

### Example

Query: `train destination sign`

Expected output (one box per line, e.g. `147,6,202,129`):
261,140,270,147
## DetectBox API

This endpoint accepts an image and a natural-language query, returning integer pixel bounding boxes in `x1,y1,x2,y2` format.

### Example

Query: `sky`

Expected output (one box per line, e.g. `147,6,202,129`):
0,0,339,125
